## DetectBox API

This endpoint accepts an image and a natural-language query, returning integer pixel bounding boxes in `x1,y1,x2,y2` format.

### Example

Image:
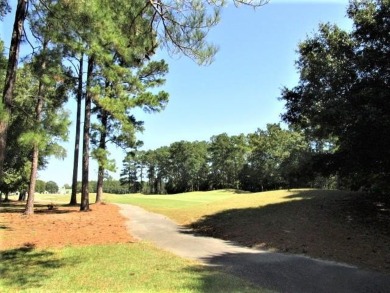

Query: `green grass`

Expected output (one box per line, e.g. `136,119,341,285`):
33,189,312,224
0,243,271,292
103,189,311,224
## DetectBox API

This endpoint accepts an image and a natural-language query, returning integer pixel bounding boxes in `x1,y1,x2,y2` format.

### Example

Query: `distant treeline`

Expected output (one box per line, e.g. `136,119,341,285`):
75,180,129,195
119,124,338,195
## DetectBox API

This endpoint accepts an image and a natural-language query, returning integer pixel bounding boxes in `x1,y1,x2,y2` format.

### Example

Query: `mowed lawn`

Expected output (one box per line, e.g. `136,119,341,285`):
104,189,308,224
34,189,307,225
1,243,268,293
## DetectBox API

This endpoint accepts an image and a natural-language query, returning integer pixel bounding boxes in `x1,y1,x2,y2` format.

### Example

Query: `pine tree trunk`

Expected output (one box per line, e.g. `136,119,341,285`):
70,54,83,206
25,144,39,215
96,165,104,203
0,0,27,182
25,94,43,214
25,40,46,215
139,165,143,193
128,166,132,192
80,56,94,211
95,109,108,203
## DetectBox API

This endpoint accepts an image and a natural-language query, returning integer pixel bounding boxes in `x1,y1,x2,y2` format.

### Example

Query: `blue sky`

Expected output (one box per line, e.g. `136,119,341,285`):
1,1,352,187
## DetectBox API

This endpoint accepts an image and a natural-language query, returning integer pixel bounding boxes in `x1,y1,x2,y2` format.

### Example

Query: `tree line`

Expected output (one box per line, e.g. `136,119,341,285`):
119,124,336,194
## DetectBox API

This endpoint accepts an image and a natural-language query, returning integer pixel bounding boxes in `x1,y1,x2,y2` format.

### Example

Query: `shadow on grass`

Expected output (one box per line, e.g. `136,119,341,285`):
0,200,78,215
0,244,76,290
183,265,272,293
187,189,390,273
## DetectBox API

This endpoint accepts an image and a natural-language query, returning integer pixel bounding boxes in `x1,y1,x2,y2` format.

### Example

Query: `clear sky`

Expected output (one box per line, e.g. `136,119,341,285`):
1,0,352,187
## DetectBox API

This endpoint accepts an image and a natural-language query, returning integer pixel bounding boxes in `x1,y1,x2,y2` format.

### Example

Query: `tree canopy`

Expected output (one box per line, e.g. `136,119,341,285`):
279,0,390,192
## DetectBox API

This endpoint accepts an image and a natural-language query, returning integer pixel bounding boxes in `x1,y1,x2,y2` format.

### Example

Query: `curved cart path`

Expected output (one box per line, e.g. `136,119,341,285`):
116,203,390,293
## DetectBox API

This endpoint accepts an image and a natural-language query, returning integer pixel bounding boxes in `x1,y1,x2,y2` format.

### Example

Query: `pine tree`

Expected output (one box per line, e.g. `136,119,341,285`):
0,0,28,184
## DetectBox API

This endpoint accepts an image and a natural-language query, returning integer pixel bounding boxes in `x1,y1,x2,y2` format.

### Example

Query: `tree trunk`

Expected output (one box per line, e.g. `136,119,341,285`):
80,56,94,211
140,164,144,192
70,54,83,206
95,109,108,203
0,0,27,182
25,40,46,215
25,144,39,215
96,165,104,203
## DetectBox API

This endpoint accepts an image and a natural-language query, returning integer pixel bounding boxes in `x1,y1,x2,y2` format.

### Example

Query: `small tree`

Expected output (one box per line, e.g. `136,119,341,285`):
45,181,58,193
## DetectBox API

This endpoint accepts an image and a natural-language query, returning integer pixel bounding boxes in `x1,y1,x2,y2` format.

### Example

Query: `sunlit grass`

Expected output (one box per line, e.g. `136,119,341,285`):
33,189,316,224
0,243,270,292
103,189,312,224
33,189,340,225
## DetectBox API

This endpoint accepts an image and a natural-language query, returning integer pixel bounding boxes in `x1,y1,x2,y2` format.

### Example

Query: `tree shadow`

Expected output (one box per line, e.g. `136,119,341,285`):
0,244,76,290
181,265,272,293
0,200,78,214
187,189,390,273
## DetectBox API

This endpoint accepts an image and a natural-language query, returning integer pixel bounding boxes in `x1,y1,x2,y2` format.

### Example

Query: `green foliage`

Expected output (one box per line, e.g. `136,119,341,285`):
75,180,128,194
1,166,29,194
0,0,10,20
241,124,309,191
0,38,71,194
11,61,70,178
45,181,59,193
120,151,143,193
165,140,209,193
35,180,46,193
209,133,248,190
280,0,390,192
103,179,129,194
121,124,316,194
90,148,116,173
145,0,269,65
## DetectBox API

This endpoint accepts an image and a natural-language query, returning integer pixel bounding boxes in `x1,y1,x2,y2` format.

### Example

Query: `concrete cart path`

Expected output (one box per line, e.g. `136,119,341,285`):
116,203,390,293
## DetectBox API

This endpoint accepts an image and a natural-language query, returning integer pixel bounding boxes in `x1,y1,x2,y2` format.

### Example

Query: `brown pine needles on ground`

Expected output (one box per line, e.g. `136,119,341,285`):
0,201,135,250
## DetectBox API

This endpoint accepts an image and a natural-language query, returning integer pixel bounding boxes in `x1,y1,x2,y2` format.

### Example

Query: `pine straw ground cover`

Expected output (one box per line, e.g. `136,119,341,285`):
0,201,135,249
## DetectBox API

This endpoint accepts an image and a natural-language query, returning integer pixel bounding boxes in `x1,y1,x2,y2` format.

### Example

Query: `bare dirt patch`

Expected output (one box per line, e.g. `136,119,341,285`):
0,201,135,250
